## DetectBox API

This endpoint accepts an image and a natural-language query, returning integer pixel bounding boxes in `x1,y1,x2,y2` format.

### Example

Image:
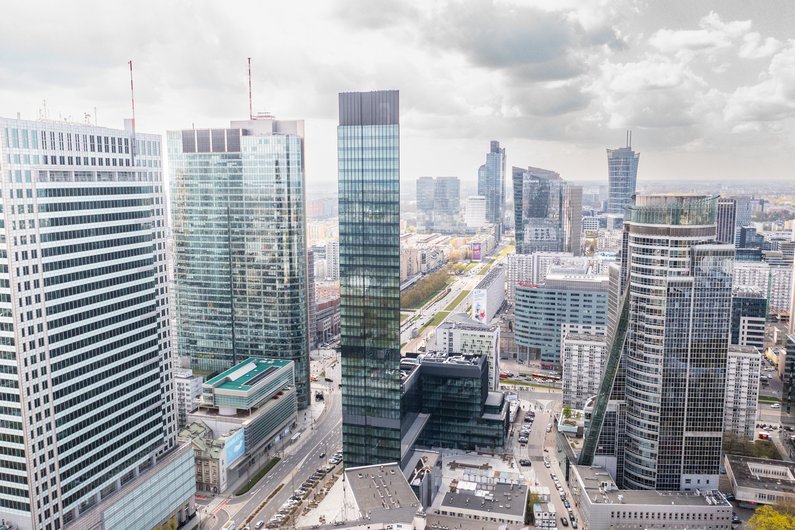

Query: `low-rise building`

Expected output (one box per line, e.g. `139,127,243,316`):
175,369,204,428
724,346,761,440
570,464,733,530
725,454,795,508
434,313,501,390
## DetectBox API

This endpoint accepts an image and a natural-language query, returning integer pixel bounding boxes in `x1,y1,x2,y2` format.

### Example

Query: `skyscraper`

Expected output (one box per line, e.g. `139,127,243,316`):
169,115,310,408
0,118,194,529
338,90,402,467
513,166,581,255
606,136,639,215
416,176,460,232
477,141,506,237
582,195,734,492
716,197,738,244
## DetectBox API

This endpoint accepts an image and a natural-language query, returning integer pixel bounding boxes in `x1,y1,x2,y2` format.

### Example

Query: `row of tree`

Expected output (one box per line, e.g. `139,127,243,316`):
400,267,451,309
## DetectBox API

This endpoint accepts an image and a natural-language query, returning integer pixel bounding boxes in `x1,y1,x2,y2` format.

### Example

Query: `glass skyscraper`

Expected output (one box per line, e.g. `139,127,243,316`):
169,116,310,409
477,141,506,236
338,90,402,468
606,141,640,215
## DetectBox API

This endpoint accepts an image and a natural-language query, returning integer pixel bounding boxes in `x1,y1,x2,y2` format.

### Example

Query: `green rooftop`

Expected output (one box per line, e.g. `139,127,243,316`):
206,357,292,392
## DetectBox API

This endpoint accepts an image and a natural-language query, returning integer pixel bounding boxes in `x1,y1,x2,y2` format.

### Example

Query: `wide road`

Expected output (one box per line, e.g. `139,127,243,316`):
208,354,343,530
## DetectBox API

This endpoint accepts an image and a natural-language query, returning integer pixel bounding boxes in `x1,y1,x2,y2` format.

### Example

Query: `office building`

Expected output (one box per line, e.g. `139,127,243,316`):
175,369,204,428
562,334,608,409
582,194,734,492
783,335,795,438
181,357,298,493
477,141,506,237
724,346,761,440
338,90,403,468
169,115,310,409
717,197,738,244
0,118,193,529
512,166,581,255
416,176,460,233
606,138,640,215
434,313,501,391
505,252,614,300
471,264,505,324
325,240,340,281
725,455,795,508
464,195,487,229
731,286,767,349
514,266,608,366
307,249,317,350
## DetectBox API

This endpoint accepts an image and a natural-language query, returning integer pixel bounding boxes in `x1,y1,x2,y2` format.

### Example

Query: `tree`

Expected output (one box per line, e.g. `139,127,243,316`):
747,505,795,530
525,492,543,525
562,406,573,420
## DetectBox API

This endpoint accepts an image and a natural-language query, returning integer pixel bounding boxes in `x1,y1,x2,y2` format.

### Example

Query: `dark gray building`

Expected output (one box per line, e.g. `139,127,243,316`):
606,139,640,215
717,197,739,244
730,286,767,349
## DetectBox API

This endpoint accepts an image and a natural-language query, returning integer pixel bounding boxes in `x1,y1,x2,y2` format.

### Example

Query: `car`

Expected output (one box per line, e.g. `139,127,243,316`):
571,520,578,529
255,522,265,530
771,403,781,408
325,377,334,382
560,516,569,527
563,499,571,509
519,459,532,466
732,515,741,524
544,461,551,468
569,509,575,520
319,451,326,458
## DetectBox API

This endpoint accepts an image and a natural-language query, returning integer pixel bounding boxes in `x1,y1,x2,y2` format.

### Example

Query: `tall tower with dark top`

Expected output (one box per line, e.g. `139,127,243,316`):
338,91,402,468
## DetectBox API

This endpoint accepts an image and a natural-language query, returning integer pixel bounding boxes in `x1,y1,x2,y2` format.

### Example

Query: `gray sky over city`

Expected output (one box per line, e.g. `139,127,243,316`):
1,0,793,192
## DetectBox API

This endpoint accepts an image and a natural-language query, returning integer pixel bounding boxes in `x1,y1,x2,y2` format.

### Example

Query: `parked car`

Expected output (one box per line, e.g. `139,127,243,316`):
560,517,569,527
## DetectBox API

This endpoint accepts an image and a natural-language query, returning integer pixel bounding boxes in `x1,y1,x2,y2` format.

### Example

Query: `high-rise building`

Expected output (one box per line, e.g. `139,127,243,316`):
730,286,767,350
325,240,340,281
338,90,403,468
169,115,310,408
416,176,435,228
513,166,581,255
477,141,506,237
724,346,761,441
583,195,734,492
562,334,608,410
606,138,640,215
307,249,317,350
716,197,738,244
464,195,487,229
416,176,460,233
0,118,195,529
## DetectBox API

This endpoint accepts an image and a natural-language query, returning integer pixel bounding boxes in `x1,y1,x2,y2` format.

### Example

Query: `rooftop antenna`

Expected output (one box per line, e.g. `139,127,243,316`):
247,57,253,120
629,130,632,149
128,60,137,165
625,130,629,148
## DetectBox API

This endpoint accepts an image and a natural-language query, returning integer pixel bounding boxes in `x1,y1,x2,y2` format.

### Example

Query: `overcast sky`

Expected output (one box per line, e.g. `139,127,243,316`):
1,0,793,192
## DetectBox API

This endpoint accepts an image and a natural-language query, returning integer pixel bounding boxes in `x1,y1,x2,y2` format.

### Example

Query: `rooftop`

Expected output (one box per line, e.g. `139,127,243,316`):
726,454,795,495
474,264,505,290
439,312,497,332
345,463,420,518
440,481,527,518
205,357,291,391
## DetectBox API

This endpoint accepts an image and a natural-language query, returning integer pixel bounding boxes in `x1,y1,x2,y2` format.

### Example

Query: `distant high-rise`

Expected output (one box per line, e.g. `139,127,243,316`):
338,90,403,468
477,141,506,237
325,240,340,281
0,118,194,529
717,197,738,244
465,195,487,229
606,135,639,215
169,115,310,408
513,166,581,255
416,176,460,232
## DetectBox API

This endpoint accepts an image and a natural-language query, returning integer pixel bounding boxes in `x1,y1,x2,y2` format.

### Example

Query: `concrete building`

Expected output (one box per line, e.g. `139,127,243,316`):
725,455,795,507
169,114,311,408
471,264,506,324
175,369,204,428
0,118,191,529
182,357,298,493
505,252,614,300
606,140,640,216
734,261,794,314
724,346,761,440
325,240,340,281
570,465,732,530
731,286,767,349
514,266,608,366
434,313,501,391
562,334,608,410
465,195,487,229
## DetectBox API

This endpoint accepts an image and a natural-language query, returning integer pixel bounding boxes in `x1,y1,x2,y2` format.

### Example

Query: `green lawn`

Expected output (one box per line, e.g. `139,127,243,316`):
443,289,471,313
758,395,782,403
463,261,479,273
235,457,280,495
400,311,414,323
479,245,515,275
422,311,451,332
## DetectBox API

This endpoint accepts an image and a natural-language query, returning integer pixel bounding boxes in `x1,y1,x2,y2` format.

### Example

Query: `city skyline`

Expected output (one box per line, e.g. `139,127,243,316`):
1,1,793,190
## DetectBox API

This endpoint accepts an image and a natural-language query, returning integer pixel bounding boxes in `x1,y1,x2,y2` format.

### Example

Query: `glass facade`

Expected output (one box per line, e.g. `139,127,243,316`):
338,90,402,468
477,141,505,235
606,146,640,215
168,121,310,409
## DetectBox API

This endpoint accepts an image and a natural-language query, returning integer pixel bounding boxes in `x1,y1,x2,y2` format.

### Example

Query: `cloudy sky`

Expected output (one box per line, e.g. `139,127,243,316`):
1,0,793,192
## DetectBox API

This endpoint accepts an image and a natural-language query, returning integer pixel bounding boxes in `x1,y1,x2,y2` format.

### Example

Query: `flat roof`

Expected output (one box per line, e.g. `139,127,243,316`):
205,357,291,391
441,481,527,518
345,463,420,517
726,454,795,494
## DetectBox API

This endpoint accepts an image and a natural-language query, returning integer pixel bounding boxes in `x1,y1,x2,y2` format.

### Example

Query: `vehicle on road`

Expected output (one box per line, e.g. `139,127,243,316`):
324,377,334,382
546,424,553,433
560,517,569,527
771,403,781,408
519,459,531,466
255,522,265,529
319,452,326,458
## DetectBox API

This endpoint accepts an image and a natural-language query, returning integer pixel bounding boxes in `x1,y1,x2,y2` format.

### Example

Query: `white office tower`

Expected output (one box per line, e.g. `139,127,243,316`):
0,118,194,530
724,346,761,441
465,195,487,229
325,240,340,281
434,313,501,391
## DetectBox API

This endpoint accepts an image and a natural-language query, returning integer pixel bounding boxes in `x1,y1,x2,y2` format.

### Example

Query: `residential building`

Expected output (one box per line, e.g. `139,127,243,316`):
724,346,761,440
314,287,341,345
0,118,191,529
338,90,403,468
168,114,310,408
325,240,340,281
464,195,487,229
434,313,501,390
513,166,581,255
717,197,738,244
606,139,640,215
731,286,767,349
734,261,793,314
183,357,298,492
471,264,505,324
562,334,608,410
175,369,204,428
514,266,608,366
477,141,506,237
725,455,795,507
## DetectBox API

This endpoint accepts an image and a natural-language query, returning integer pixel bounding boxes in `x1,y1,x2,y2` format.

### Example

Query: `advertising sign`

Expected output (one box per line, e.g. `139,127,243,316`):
472,289,488,323
225,428,246,466
472,242,482,262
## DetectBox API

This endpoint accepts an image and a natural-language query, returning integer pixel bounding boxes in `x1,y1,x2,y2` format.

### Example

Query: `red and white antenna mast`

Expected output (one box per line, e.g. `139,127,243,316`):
248,57,253,120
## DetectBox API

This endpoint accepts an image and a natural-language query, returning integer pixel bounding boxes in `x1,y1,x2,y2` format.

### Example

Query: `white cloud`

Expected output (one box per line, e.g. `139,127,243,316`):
648,11,750,55
739,32,783,59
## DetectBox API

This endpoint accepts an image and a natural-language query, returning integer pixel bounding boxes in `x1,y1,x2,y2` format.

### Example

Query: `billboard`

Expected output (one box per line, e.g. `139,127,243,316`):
225,428,246,466
472,289,487,323
471,242,482,262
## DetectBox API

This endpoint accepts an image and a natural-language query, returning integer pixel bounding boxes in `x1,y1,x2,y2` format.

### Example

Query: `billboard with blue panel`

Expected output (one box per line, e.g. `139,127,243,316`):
225,428,246,466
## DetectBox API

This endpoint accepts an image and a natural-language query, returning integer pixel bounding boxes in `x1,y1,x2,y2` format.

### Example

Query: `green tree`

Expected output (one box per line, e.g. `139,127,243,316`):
747,505,795,530
525,492,543,525
562,406,573,420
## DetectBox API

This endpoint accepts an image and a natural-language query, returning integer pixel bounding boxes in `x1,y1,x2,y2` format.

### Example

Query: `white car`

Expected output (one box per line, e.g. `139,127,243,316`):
771,403,781,408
